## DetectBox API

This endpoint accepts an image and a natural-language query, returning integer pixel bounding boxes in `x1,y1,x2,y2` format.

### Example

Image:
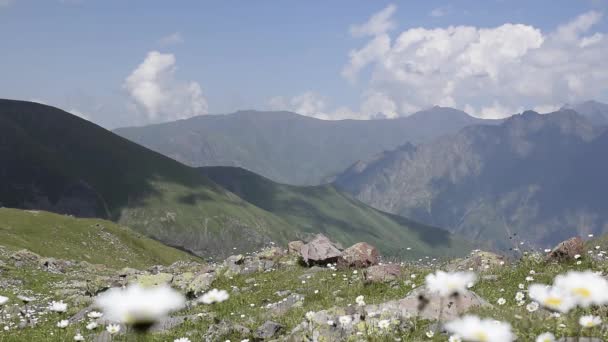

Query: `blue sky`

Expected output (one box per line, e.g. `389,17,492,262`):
1,0,607,128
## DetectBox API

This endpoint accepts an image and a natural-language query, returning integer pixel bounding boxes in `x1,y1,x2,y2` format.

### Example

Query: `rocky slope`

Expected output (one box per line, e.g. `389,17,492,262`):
334,110,608,250
1,231,606,341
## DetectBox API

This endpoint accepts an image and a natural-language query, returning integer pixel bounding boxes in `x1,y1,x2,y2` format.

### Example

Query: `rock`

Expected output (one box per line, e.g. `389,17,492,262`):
204,320,251,342
134,272,173,287
288,240,304,254
299,234,342,266
447,250,506,272
40,257,72,273
364,264,402,283
548,237,585,262
10,249,40,267
266,293,305,316
258,247,286,260
255,321,284,339
338,242,379,268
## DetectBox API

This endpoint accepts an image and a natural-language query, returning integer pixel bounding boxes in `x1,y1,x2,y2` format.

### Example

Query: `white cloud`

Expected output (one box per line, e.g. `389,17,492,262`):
159,32,184,46
430,6,449,18
343,7,608,119
349,4,396,37
124,51,208,123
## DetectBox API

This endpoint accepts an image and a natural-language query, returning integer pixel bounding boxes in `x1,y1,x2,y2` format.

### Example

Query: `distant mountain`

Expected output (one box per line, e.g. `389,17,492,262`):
0,100,469,259
0,207,198,268
563,100,608,125
0,99,294,258
200,167,472,258
114,106,497,185
334,110,608,250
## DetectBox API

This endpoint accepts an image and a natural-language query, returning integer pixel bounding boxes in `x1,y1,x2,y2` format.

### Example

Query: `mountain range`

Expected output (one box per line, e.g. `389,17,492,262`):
0,99,470,259
334,109,608,250
114,106,497,185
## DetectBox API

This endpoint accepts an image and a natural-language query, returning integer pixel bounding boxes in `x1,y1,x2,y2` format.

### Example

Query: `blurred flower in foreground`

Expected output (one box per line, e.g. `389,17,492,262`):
95,284,185,332
445,315,515,342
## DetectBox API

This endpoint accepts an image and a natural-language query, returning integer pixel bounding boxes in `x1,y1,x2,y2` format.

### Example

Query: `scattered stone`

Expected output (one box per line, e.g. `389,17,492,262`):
255,321,284,339
447,250,506,272
267,293,305,316
134,272,173,287
548,237,585,262
299,234,342,266
204,320,251,342
288,240,305,255
258,246,286,260
338,242,379,268
364,264,402,283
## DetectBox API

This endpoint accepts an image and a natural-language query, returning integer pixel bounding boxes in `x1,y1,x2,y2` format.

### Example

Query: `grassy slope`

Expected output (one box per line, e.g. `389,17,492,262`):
0,99,293,258
201,167,472,258
0,208,197,268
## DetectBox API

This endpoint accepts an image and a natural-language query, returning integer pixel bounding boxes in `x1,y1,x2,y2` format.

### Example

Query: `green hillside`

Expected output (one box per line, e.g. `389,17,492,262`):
0,208,197,268
200,167,472,258
0,99,293,258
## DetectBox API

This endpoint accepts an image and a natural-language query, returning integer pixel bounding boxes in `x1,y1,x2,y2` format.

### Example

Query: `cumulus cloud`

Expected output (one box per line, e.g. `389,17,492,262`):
159,32,184,46
124,51,208,123
349,4,396,37
429,6,450,18
343,5,608,118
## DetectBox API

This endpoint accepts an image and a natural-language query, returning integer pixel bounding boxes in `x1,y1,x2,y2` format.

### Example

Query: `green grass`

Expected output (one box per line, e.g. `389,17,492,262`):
2,247,608,341
201,166,473,258
0,208,198,268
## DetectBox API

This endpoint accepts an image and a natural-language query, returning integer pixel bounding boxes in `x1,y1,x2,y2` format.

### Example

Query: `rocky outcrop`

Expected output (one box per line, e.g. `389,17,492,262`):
364,264,402,283
300,234,342,266
447,250,506,272
338,242,379,268
547,237,585,261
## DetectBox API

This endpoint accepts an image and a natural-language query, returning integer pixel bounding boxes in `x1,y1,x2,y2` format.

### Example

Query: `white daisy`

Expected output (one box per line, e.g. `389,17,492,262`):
579,315,602,328
56,320,69,328
445,315,515,342
535,332,555,342
425,271,476,297
378,319,390,329
49,300,68,313
338,315,352,326
73,333,85,341
529,284,576,313
554,271,608,307
106,324,121,334
199,289,230,304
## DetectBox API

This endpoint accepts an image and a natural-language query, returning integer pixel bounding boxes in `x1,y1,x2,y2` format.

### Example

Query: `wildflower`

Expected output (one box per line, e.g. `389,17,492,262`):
49,301,68,313
355,295,365,306
174,338,191,342
87,311,103,319
544,249,552,253
497,298,506,305
106,324,121,334
57,320,69,328
449,335,463,342
86,322,98,330
574,254,581,259
338,315,352,326
0,296,8,305
525,276,534,282
554,271,608,307
17,295,33,303
579,315,602,328
425,271,476,297
198,288,230,305
536,332,555,342
445,315,515,342
74,333,85,341
518,283,525,289
515,292,525,301
95,284,185,331
529,284,576,313
426,331,434,338
526,302,539,312
305,311,315,321
378,319,390,329
327,320,335,326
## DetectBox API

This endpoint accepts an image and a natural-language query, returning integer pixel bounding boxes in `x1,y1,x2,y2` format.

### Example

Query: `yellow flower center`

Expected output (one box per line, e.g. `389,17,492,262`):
474,331,489,342
573,287,591,298
544,297,563,307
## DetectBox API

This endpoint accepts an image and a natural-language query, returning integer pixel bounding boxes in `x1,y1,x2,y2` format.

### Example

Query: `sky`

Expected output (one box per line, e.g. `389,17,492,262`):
1,0,608,128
